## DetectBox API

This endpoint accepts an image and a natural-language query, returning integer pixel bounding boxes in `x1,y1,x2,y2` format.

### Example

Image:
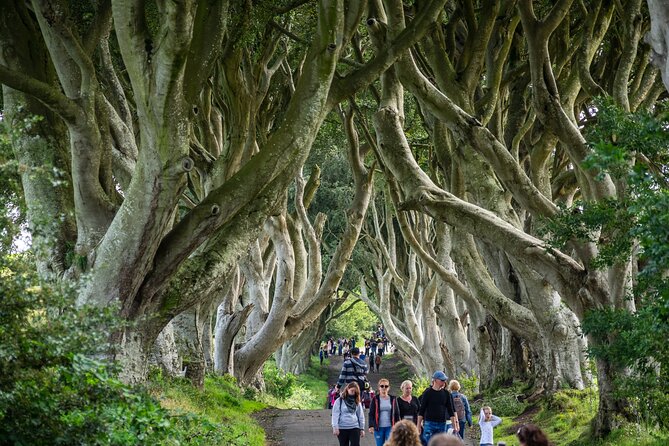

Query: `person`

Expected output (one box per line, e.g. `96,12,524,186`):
361,381,375,409
327,383,339,409
478,405,501,446
427,433,465,446
417,371,458,445
319,346,325,365
375,353,382,372
516,424,549,446
368,378,401,446
336,347,369,393
397,380,420,424
385,419,422,446
332,382,366,446
448,379,472,439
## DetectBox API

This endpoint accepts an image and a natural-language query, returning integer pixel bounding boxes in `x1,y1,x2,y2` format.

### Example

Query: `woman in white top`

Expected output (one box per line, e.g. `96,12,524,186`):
478,405,501,446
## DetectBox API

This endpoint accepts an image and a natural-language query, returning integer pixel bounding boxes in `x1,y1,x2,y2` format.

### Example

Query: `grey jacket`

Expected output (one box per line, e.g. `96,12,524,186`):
331,397,365,430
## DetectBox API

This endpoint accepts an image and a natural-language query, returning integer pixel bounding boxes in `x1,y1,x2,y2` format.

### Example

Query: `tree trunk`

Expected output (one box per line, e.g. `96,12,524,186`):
151,321,183,377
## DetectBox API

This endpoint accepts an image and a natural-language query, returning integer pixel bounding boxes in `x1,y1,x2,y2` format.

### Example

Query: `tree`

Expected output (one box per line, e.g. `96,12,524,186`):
0,0,448,384
361,0,663,436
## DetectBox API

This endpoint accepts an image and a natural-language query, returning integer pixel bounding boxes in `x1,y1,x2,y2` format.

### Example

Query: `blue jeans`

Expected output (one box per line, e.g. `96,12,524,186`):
458,420,467,439
373,426,391,446
421,420,447,446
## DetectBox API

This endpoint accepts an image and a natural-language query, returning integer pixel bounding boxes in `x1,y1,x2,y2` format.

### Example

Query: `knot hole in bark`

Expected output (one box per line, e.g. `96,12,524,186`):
210,204,220,216
327,43,337,52
367,18,377,26
181,157,194,172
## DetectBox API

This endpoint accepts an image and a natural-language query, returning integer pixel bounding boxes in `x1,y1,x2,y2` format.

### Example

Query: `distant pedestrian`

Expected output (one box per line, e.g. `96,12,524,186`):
319,346,325,365
448,380,472,439
332,382,366,446
385,419,422,446
427,433,465,446
516,424,549,446
478,405,501,446
375,354,382,372
368,378,401,446
397,380,420,424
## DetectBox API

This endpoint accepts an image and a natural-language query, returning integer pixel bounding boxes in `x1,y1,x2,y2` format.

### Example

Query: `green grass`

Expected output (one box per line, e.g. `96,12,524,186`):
148,371,266,446
259,355,331,409
474,384,669,446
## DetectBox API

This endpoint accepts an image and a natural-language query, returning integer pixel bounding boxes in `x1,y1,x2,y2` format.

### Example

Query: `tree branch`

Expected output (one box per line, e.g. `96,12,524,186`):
0,64,80,122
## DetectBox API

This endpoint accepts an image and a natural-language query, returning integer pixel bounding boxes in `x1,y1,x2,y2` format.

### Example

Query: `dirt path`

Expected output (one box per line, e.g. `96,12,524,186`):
254,353,478,446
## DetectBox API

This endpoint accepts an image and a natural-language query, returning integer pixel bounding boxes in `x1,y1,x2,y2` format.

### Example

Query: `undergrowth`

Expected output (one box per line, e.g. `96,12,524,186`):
258,356,330,409
148,370,266,446
471,384,669,446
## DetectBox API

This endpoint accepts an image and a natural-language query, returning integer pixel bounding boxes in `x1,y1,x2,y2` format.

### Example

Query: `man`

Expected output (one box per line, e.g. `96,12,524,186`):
336,347,369,392
417,371,459,446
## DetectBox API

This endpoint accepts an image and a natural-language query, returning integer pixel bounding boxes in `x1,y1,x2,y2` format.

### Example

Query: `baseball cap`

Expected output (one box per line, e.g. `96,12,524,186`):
432,371,448,381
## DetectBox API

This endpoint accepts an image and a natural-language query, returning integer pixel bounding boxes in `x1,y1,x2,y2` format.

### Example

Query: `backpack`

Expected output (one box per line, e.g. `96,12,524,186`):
350,359,369,390
452,393,466,421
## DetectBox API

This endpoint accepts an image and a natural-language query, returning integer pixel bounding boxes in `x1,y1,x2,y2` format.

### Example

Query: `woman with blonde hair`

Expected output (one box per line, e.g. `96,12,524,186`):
448,379,472,439
332,382,366,446
385,419,422,446
397,380,420,424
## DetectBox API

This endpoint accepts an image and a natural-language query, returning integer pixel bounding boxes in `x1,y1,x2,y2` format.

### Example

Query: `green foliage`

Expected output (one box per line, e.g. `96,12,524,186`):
0,115,32,252
148,373,265,446
410,375,431,397
263,359,297,400
475,381,529,418
509,387,665,446
456,371,479,395
537,99,669,428
324,296,378,341
257,356,329,410
0,252,254,445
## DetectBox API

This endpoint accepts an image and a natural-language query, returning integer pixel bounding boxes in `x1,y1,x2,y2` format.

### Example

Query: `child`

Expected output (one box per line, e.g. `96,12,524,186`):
478,405,501,446
327,384,339,409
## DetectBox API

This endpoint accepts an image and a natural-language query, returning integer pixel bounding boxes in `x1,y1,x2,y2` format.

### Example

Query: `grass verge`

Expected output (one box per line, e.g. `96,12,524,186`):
149,371,266,446
473,384,668,446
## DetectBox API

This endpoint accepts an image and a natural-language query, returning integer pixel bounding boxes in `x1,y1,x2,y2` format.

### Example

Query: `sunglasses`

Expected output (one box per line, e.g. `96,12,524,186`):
379,385,390,388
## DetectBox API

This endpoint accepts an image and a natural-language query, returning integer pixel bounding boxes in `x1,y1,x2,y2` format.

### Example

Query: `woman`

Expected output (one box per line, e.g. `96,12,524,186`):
368,378,401,446
332,382,366,446
397,380,420,424
516,424,549,446
385,419,422,446
448,379,472,439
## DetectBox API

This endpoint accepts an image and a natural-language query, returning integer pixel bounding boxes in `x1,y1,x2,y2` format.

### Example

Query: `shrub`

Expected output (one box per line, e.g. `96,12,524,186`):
0,254,227,445
263,360,297,400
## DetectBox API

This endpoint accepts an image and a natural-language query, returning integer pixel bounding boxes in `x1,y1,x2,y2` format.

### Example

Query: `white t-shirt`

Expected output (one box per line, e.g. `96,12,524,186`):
478,408,501,444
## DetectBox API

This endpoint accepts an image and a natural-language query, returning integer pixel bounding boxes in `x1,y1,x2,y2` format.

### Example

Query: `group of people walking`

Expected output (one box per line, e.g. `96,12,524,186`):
331,349,550,446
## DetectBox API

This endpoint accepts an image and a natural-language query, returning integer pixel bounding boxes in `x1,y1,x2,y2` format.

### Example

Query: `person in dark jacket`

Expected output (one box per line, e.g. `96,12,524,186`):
397,379,420,424
417,371,457,446
368,378,401,446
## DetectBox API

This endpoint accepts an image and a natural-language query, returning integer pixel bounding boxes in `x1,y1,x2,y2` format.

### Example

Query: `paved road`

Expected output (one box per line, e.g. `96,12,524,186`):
256,353,477,446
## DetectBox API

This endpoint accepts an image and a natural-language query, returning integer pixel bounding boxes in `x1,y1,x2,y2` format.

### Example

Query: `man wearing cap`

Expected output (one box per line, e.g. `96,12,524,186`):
336,347,369,393
417,371,458,446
